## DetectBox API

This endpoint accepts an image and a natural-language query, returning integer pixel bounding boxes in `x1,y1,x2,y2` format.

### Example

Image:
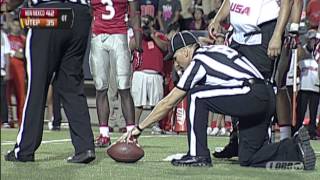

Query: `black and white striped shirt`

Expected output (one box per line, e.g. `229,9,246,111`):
31,0,89,6
177,45,264,91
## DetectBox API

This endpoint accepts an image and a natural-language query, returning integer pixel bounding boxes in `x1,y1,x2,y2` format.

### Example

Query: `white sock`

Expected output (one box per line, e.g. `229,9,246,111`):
100,126,109,137
279,126,291,141
126,125,135,132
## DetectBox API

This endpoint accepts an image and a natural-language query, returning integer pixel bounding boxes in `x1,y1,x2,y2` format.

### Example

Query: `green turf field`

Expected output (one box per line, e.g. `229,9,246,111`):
1,128,320,180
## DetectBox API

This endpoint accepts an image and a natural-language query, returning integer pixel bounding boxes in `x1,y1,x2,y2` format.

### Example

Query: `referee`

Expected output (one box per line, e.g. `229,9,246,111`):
3,0,95,163
121,31,316,169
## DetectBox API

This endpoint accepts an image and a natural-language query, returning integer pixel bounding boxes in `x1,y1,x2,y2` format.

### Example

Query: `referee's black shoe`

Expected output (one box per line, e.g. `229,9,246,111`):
4,150,34,162
67,150,96,164
171,155,212,167
294,126,316,170
213,131,238,158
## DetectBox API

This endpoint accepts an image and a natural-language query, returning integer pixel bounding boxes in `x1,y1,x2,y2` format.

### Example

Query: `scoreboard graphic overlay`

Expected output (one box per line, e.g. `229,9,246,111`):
19,8,74,29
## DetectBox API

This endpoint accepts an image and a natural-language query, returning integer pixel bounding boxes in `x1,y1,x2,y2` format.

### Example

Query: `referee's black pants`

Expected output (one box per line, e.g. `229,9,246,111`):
186,82,302,167
13,2,94,160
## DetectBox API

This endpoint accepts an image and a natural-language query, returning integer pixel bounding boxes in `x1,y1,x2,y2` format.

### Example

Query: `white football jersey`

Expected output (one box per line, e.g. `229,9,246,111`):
298,58,320,93
229,0,280,45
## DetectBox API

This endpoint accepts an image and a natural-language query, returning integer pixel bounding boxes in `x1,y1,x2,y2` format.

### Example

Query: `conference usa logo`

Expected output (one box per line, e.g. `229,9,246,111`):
266,161,304,171
230,3,250,16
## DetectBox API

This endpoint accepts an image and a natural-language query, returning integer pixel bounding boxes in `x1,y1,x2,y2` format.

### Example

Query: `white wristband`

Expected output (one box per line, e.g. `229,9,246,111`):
289,23,299,32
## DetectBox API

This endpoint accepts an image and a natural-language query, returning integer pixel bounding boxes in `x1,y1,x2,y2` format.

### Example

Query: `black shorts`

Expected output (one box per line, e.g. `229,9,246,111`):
230,20,278,79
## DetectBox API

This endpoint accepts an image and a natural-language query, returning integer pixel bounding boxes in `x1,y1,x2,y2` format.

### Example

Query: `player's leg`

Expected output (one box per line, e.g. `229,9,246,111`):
131,71,145,124
276,88,292,140
148,73,164,134
112,34,135,131
210,114,220,136
308,92,320,139
207,112,214,135
219,115,227,136
287,85,293,100
118,89,135,129
275,44,293,141
89,33,111,147
96,89,110,127
294,91,308,134
134,107,143,124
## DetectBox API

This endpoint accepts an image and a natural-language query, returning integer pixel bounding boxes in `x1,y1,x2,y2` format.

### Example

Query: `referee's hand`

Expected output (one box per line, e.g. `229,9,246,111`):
268,35,282,58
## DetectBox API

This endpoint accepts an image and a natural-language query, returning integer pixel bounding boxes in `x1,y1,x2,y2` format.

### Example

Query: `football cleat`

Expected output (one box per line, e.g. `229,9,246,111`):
95,135,111,148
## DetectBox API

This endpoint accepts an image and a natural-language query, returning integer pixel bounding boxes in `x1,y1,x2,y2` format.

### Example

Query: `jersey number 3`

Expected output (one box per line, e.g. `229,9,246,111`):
101,0,115,20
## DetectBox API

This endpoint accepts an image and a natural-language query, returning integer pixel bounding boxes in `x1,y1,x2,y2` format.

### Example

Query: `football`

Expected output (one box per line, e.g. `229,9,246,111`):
106,142,144,163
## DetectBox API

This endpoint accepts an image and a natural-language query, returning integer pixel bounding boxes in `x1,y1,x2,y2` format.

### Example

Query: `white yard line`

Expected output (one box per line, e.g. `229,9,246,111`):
1,135,187,146
1,139,71,146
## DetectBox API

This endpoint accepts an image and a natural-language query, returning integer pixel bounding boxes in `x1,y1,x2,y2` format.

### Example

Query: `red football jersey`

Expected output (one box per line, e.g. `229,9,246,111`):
8,34,25,60
91,0,135,35
132,32,168,74
8,35,25,51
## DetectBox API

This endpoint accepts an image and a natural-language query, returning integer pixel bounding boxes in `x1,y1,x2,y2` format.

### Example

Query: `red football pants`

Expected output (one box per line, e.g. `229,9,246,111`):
7,58,26,127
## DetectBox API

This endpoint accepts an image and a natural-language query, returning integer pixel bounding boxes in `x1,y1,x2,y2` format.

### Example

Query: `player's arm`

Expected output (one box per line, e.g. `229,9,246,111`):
198,36,215,45
1,0,23,12
129,0,142,51
268,0,293,57
151,32,168,52
157,10,165,32
129,37,136,51
208,0,230,38
290,0,303,26
3,33,11,80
